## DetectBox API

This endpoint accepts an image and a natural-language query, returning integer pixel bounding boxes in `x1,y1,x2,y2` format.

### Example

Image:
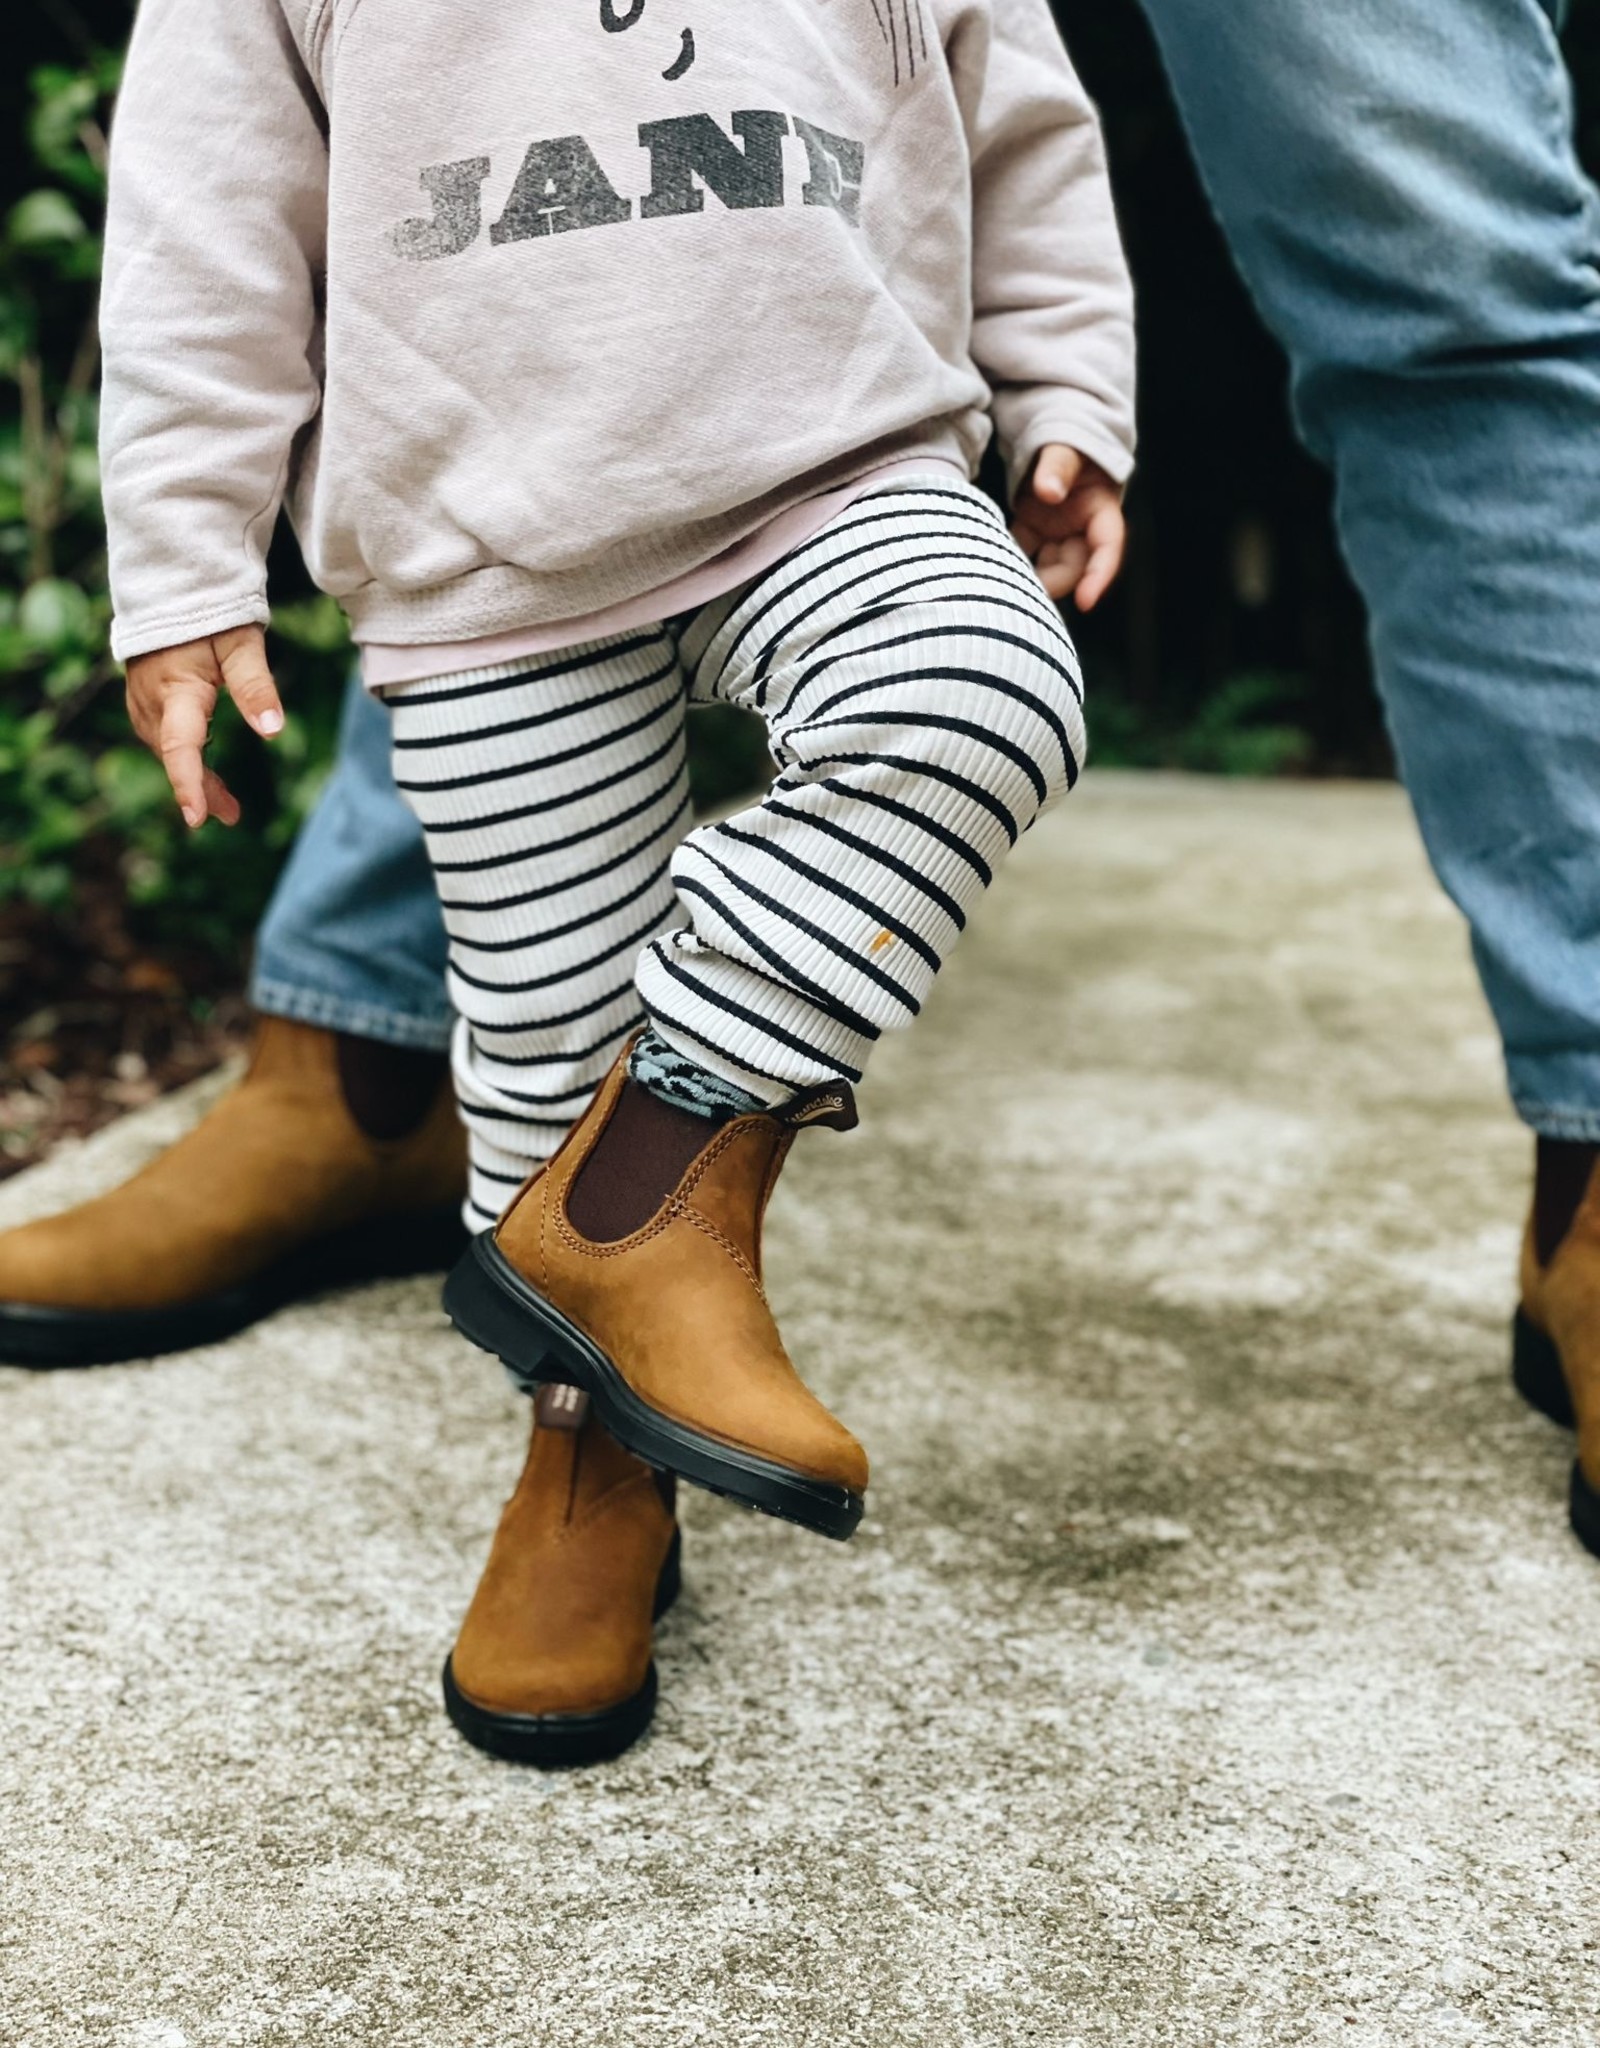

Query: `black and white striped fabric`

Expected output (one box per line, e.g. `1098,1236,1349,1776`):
386,476,1085,1226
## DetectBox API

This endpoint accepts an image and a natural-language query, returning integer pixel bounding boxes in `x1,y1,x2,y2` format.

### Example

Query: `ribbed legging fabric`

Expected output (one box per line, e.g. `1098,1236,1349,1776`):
385,478,1085,1226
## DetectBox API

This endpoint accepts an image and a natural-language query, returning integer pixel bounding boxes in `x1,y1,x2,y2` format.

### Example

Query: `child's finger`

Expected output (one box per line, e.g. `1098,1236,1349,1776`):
158,685,215,828
215,626,285,739
1030,445,1083,507
124,677,161,753
1074,502,1127,613
1010,513,1043,558
1035,536,1089,601
202,766,242,828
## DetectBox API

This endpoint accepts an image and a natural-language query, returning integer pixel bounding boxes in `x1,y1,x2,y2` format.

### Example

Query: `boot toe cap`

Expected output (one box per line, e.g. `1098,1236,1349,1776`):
787,1414,869,1497
0,1216,91,1310
450,1636,651,1720
699,1394,869,1498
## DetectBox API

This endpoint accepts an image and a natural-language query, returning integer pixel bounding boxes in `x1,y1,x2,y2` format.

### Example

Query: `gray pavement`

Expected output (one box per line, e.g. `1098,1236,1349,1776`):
2,773,1595,2048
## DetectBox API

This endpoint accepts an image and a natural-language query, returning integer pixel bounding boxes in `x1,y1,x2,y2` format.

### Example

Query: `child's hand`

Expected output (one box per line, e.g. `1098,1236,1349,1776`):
1011,446,1126,611
125,625,285,830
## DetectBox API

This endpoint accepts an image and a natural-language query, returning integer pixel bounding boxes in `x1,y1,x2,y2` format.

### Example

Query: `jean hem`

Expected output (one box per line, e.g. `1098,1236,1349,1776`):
1509,1091,1600,1143
250,974,454,1053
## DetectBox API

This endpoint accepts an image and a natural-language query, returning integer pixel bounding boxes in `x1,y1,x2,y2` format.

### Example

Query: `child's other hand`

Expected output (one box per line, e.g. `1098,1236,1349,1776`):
1011,446,1126,611
125,625,285,829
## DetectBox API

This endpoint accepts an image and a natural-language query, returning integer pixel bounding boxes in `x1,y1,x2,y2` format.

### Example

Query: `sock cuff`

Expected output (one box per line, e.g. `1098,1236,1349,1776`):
628,1027,769,1122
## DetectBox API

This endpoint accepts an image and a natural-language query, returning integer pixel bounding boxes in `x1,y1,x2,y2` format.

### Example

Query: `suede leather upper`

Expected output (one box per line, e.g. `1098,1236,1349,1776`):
450,1408,676,1719
495,1052,869,1499
0,1016,466,1311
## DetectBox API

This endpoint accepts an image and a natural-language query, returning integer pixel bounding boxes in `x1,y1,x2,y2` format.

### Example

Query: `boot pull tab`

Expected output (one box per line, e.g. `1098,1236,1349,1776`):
779,1082,859,1133
534,1383,589,1431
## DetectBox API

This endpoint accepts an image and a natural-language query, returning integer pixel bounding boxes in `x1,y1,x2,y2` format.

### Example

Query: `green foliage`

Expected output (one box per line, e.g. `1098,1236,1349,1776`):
0,53,350,964
1089,671,1312,777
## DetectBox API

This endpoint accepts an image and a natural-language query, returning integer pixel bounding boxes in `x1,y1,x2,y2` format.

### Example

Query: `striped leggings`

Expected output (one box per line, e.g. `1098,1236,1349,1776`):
385,477,1086,1226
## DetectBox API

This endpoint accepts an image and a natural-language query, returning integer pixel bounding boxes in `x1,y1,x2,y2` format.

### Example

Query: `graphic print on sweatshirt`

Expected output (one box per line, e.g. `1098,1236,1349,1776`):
385,0,880,261
866,0,931,86
599,0,696,81
589,2,928,91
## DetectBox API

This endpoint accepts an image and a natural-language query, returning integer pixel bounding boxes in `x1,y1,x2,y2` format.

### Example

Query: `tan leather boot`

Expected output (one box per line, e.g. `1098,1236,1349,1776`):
0,1016,467,1367
443,1045,868,1540
444,1386,681,1766
1515,1164,1600,1559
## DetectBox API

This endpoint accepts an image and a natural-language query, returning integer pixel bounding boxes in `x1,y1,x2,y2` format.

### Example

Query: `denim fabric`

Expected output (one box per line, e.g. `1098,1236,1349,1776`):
250,674,453,1050
1140,0,1600,1134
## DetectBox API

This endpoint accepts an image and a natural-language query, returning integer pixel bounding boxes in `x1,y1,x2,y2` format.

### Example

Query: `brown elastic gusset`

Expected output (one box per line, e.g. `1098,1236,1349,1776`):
1534,1137,1599,1266
566,1076,731,1244
335,1033,451,1142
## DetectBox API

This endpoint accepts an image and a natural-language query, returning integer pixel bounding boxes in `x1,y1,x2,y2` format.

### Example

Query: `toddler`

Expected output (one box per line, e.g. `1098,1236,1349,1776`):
103,0,1134,1762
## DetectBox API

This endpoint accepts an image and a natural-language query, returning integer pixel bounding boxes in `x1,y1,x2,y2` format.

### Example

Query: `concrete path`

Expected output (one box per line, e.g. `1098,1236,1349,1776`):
3,775,1594,2048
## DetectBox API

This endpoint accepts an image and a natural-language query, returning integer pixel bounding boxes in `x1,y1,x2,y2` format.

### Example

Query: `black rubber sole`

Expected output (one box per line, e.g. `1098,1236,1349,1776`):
443,1233,865,1542
1511,1309,1576,1429
0,1202,470,1369
442,1529,682,1767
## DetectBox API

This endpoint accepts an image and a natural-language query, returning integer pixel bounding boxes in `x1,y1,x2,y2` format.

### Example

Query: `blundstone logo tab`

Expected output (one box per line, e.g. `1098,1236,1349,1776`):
535,1383,590,1431
781,1084,859,1133
792,1094,844,1123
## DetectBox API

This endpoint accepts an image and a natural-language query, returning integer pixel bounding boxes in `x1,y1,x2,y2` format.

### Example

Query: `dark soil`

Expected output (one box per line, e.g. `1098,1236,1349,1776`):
0,879,249,1182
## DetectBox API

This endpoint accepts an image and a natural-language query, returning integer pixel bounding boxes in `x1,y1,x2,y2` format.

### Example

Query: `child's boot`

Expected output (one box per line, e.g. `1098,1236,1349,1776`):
444,1386,681,1767
1513,1139,1600,1557
444,1045,868,1541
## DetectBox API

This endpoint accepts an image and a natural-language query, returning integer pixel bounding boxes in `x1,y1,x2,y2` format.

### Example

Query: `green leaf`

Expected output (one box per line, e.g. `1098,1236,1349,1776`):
270,594,352,654
51,235,104,284
0,289,36,376
0,627,39,672
14,860,76,910
96,746,170,820
62,443,101,512
7,188,87,249
28,72,99,174
18,577,94,653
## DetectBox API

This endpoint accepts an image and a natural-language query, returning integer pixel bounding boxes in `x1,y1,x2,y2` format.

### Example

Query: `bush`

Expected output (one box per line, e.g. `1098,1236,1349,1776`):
0,57,356,964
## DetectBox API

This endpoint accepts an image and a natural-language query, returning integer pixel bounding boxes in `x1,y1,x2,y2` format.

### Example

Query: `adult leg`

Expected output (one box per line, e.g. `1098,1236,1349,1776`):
252,672,453,1050
0,672,465,1365
1137,0,1600,1545
1137,0,1600,1129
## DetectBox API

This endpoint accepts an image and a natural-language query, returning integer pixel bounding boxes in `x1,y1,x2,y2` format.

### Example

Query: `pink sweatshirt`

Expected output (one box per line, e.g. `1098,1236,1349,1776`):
100,0,1136,663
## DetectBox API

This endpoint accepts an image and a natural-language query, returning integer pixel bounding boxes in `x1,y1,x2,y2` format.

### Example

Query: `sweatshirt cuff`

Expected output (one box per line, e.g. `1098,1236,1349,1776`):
110,592,272,663
1003,403,1136,504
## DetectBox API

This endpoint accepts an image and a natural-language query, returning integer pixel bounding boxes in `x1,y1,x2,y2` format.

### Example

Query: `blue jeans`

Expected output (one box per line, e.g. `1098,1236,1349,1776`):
255,0,1600,1132
251,677,452,1051
1135,0,1600,1135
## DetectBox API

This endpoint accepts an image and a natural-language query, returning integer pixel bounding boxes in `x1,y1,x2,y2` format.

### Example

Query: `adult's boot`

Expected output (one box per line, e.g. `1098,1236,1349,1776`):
0,1016,467,1366
1513,1143,1600,1560
443,1385,681,1767
443,1043,868,1541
